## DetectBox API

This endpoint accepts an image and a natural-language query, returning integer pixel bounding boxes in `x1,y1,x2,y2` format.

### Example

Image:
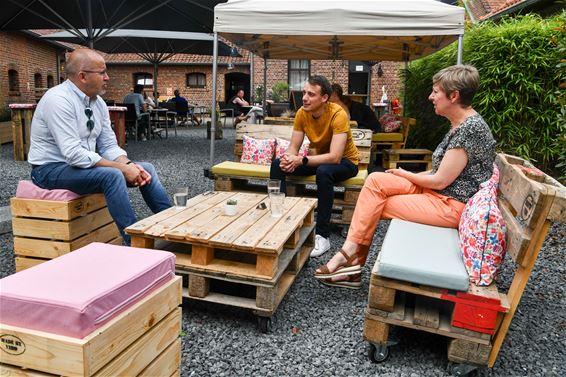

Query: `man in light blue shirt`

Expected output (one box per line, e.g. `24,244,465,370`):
28,49,171,245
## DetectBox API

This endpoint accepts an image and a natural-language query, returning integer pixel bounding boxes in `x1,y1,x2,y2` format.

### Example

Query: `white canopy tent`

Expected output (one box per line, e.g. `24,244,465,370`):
208,0,465,166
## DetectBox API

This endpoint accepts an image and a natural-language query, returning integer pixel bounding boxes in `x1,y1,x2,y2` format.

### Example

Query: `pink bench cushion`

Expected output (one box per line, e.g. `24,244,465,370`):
0,243,175,338
16,180,81,201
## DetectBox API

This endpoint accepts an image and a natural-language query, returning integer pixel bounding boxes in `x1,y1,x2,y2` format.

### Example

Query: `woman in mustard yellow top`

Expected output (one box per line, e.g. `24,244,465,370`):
270,75,359,258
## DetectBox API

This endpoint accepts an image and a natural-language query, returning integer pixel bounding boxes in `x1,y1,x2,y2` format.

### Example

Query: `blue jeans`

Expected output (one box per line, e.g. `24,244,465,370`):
31,162,171,245
270,158,358,238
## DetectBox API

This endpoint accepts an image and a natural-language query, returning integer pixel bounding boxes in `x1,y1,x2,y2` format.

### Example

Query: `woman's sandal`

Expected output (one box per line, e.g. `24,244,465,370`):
314,249,361,279
319,273,362,290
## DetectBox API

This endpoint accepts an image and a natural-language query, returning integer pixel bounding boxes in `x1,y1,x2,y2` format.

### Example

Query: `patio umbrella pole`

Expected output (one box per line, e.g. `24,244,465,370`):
262,58,267,111
457,35,463,64
250,53,254,103
210,32,219,168
153,62,158,101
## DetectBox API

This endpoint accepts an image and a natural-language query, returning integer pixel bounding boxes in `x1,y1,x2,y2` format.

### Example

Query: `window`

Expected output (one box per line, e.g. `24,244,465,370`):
8,70,19,92
288,60,310,91
34,73,43,88
47,75,54,88
186,73,206,88
134,72,153,86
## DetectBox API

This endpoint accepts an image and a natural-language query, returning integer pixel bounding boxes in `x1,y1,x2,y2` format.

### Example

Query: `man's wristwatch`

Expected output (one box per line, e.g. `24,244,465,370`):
302,156,309,166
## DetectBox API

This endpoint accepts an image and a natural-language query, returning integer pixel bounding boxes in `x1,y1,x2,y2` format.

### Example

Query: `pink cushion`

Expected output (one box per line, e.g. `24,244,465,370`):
0,243,175,338
240,135,276,166
379,114,402,133
459,165,507,286
16,180,81,201
274,137,310,159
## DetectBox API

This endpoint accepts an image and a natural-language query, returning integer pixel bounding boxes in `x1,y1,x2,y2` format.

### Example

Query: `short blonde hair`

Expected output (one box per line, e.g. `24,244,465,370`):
432,65,479,106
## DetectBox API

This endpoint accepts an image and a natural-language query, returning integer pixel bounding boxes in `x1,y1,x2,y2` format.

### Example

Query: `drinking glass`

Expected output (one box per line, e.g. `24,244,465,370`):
173,187,188,208
269,192,285,218
267,179,281,195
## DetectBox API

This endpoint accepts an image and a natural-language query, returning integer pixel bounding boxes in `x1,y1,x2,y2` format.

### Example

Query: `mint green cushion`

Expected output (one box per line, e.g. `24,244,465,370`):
374,219,469,291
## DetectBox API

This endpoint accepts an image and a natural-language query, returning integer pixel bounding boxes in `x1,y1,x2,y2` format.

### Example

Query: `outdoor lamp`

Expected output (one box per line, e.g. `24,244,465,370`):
229,47,239,57
227,63,235,70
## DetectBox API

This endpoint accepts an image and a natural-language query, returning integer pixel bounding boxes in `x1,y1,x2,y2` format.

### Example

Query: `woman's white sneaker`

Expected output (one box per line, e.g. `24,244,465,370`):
311,235,330,257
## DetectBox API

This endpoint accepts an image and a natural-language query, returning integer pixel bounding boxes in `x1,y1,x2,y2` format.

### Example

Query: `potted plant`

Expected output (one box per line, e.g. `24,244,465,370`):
254,85,264,105
224,199,238,216
267,81,290,117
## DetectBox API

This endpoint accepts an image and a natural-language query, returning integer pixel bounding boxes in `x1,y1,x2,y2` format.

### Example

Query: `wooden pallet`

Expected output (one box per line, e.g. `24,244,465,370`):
382,148,433,170
0,276,182,377
126,191,317,329
363,153,566,369
215,178,358,225
11,194,121,271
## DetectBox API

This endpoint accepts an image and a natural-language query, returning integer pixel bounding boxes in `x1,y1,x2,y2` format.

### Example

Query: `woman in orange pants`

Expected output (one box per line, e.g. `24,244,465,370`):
314,65,496,289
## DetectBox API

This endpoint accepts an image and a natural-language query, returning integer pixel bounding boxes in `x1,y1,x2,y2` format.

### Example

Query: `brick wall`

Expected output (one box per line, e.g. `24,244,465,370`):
105,58,402,111
0,31,62,112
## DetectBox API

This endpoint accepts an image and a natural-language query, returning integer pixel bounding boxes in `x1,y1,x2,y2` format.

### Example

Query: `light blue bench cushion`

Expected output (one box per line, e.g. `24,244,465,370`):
374,219,469,291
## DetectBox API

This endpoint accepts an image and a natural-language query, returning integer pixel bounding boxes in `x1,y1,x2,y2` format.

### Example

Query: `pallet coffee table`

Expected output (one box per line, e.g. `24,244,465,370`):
126,191,317,332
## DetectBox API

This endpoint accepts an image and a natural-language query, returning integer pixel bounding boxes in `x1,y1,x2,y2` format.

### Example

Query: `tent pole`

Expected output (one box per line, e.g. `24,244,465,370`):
210,32,219,168
403,61,408,117
262,58,267,111
457,35,463,64
250,53,254,103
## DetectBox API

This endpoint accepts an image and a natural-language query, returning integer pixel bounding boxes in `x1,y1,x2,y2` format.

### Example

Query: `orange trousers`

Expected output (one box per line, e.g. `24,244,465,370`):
347,172,465,266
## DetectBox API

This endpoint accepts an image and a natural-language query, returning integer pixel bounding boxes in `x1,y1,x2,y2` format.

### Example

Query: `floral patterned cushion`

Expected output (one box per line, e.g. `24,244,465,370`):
274,137,310,159
379,114,402,133
240,135,276,166
458,164,507,286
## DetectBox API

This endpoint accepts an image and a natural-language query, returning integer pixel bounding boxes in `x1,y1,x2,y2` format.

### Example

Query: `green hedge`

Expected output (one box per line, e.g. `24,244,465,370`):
403,13,565,177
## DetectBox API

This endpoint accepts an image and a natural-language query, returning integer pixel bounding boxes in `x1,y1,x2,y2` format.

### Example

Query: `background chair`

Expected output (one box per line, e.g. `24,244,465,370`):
117,103,149,142
218,101,235,127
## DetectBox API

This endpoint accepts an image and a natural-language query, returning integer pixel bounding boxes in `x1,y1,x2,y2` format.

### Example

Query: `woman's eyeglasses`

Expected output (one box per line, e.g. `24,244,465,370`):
85,107,94,131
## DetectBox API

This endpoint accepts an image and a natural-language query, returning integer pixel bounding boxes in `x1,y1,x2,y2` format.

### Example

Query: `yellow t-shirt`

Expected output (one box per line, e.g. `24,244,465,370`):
293,102,359,165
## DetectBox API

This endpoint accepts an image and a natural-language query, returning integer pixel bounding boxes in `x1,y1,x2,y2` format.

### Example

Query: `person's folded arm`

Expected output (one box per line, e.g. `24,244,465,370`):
45,94,102,168
306,133,347,166
387,148,468,190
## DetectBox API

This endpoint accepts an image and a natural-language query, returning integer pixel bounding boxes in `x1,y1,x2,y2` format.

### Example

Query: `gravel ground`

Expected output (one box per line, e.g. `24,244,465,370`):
0,126,564,376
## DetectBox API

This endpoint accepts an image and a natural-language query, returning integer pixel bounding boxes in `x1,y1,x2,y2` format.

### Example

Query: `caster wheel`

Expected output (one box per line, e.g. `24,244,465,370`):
368,343,389,363
447,362,477,376
257,316,272,333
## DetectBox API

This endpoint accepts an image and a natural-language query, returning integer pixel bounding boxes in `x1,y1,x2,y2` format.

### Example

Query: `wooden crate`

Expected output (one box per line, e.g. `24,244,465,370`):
0,276,182,377
11,194,121,271
9,105,35,161
125,191,317,330
363,153,566,370
382,148,433,170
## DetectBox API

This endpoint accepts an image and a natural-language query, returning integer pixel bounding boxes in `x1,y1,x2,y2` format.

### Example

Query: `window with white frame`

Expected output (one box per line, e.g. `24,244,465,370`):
288,60,310,91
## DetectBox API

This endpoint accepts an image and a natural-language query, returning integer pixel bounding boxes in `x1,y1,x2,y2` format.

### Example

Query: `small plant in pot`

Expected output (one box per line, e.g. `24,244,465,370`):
225,199,238,216
268,82,290,117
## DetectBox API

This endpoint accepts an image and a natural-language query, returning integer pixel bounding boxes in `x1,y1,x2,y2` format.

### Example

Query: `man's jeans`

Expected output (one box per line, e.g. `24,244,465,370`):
270,158,358,238
31,162,171,245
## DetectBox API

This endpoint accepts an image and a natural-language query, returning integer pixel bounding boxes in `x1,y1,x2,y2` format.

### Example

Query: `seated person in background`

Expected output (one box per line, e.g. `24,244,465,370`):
314,65,496,289
123,84,149,140
230,88,264,125
144,91,156,109
169,89,200,126
330,83,379,132
28,49,171,246
270,75,359,258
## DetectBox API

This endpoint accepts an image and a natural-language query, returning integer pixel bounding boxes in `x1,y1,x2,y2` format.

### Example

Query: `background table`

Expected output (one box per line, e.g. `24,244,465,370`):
108,106,127,148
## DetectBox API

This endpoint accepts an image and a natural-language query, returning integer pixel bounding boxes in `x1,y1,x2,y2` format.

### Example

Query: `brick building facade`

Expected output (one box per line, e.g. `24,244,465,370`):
0,31,66,115
104,54,402,112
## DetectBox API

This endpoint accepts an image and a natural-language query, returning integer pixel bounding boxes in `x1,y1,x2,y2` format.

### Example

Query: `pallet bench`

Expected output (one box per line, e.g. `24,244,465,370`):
11,193,121,271
210,122,372,225
362,153,565,374
371,117,415,164
382,148,433,170
125,191,317,332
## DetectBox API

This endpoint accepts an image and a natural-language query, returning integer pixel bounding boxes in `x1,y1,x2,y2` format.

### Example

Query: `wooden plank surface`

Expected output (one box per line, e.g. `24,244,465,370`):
10,194,107,221
137,339,181,377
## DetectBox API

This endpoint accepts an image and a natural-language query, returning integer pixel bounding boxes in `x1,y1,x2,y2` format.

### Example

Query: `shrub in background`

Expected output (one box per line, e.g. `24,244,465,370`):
404,13,564,176
270,82,289,103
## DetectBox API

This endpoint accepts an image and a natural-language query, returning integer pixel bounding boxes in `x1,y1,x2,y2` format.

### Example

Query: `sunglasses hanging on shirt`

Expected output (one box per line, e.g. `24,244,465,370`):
85,107,94,131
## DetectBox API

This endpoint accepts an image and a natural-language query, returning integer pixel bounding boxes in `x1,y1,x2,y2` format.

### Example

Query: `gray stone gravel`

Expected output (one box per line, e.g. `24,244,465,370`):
0,126,564,376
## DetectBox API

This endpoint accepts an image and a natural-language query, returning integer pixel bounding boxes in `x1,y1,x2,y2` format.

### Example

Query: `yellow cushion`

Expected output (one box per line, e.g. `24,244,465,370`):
211,161,271,178
211,161,368,186
372,133,404,142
